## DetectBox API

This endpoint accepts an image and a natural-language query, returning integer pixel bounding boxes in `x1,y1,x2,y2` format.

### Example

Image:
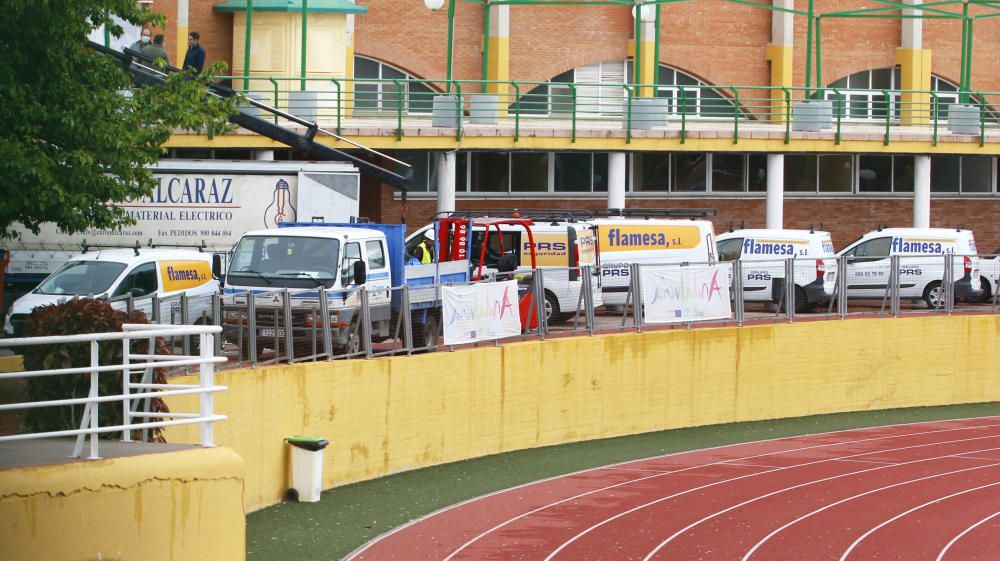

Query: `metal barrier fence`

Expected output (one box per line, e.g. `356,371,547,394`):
211,76,999,145
0,324,227,460
21,257,995,373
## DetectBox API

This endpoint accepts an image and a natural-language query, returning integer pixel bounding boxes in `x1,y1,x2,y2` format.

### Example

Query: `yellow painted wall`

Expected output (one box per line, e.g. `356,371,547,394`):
165,315,1000,512
0,447,245,561
231,12,346,107
766,43,793,121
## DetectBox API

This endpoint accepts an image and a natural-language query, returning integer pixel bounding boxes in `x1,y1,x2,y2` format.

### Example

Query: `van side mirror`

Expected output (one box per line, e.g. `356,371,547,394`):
353,260,367,285
211,254,223,279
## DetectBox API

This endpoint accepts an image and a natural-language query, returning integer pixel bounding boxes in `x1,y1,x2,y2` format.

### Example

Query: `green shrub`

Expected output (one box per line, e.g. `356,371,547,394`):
17,298,170,441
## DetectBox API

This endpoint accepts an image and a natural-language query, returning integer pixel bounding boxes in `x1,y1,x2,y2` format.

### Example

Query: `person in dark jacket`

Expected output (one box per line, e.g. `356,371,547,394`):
183,31,206,73
141,34,169,65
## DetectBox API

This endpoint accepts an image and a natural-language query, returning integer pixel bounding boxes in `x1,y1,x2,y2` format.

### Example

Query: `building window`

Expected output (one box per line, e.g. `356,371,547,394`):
931,155,995,193
553,152,608,193
515,62,735,119
354,56,436,115
821,68,967,123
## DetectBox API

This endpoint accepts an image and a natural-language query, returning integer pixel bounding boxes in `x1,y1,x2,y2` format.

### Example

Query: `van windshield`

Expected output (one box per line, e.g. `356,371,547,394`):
229,235,340,288
35,261,127,296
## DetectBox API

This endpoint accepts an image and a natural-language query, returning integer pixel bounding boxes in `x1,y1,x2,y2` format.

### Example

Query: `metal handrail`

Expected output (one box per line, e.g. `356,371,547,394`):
0,323,227,460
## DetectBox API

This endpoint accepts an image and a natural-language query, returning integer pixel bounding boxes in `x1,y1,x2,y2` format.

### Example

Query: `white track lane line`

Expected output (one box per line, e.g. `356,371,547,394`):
344,416,1000,561
543,437,1000,561
934,510,1000,561
739,460,1000,561
839,482,1000,561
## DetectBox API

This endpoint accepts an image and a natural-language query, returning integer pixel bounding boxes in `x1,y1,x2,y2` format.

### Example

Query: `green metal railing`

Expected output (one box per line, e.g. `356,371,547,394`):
209,75,1000,146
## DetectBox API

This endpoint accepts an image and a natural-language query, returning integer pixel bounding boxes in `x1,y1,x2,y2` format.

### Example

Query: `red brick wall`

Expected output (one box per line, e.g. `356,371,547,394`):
366,195,1000,253
147,0,233,73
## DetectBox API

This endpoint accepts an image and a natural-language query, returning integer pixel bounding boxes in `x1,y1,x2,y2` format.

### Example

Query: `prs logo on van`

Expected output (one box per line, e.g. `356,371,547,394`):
524,242,567,251
166,266,206,282
891,238,946,254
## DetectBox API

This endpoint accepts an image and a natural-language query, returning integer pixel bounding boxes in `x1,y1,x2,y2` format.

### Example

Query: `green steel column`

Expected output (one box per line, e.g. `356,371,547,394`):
804,0,814,94
960,1,968,102
965,17,974,102
482,2,491,83
103,7,110,48
446,0,456,93
243,0,253,90
653,3,661,87
815,16,822,91
634,4,642,87
300,0,308,91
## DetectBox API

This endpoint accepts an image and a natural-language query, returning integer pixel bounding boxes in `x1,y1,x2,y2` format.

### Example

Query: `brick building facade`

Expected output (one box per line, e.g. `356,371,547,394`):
154,1,1000,251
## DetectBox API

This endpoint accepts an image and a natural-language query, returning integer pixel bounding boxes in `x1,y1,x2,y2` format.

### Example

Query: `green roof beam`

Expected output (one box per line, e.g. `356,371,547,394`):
213,0,367,14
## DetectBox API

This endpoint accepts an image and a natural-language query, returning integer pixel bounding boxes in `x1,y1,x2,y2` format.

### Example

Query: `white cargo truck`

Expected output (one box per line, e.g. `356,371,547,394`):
1,159,360,315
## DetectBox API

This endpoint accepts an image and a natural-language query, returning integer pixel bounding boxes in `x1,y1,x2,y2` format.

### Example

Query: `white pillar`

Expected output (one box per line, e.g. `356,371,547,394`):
608,153,626,210
771,0,794,46
436,151,456,214
913,154,931,228
766,153,784,229
902,0,923,50
255,150,274,161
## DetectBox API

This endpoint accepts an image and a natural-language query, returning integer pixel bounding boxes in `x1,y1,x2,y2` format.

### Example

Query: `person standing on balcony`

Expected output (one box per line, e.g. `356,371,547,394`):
183,31,206,73
129,28,151,53
141,34,169,66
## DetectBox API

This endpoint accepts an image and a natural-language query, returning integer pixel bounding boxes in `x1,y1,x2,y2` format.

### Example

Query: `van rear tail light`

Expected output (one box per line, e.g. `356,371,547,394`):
815,259,825,278
964,255,972,275
573,245,580,268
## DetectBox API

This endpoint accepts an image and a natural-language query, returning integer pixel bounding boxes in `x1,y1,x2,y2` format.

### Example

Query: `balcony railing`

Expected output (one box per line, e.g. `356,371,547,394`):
209,75,999,146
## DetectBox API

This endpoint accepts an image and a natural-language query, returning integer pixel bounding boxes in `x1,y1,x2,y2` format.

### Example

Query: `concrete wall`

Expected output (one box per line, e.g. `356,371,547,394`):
0,447,245,561
165,315,1000,512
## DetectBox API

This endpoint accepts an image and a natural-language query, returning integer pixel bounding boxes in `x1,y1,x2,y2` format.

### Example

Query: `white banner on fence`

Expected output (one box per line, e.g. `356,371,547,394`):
443,280,522,345
640,265,732,324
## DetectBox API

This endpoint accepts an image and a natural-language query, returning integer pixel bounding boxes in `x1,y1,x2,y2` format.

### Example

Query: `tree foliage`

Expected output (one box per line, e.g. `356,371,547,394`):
0,0,238,239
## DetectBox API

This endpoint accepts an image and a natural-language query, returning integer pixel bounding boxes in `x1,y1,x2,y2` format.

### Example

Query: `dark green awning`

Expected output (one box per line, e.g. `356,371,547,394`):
213,0,368,14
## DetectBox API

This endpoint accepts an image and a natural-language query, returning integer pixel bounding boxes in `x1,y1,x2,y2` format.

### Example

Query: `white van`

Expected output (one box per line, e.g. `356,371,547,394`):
837,227,982,307
590,217,718,306
407,218,602,322
4,248,220,337
716,229,838,311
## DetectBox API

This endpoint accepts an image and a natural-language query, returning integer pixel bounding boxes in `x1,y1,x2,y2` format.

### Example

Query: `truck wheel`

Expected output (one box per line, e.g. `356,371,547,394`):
338,321,362,356
923,281,947,309
411,313,440,351
239,335,266,363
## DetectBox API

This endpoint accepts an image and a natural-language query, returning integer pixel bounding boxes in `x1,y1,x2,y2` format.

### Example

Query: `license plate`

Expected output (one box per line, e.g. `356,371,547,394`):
259,328,285,338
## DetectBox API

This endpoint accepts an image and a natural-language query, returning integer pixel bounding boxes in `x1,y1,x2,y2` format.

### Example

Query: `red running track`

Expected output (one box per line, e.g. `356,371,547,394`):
346,417,1000,561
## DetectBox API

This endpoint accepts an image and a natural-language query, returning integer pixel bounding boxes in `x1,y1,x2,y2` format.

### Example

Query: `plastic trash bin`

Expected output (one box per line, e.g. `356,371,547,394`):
285,436,330,503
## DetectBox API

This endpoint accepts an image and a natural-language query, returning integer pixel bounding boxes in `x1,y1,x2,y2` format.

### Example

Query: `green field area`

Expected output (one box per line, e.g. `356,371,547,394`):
247,402,999,561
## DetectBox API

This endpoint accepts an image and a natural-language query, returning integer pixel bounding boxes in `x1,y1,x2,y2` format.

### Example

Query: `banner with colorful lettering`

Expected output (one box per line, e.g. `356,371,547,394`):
442,280,522,345
640,265,732,324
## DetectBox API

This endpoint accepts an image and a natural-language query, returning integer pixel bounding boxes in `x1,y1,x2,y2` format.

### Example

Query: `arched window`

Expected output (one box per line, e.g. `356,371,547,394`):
515,61,736,118
816,68,967,122
353,56,437,115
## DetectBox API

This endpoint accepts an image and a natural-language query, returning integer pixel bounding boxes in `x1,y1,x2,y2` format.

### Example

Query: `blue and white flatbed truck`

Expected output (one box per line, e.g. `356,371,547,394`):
221,221,467,357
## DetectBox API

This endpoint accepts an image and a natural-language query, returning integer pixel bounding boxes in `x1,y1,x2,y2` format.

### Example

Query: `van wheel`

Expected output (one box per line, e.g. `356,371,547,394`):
923,281,947,309
974,276,993,304
188,318,210,356
778,287,810,314
544,291,565,323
